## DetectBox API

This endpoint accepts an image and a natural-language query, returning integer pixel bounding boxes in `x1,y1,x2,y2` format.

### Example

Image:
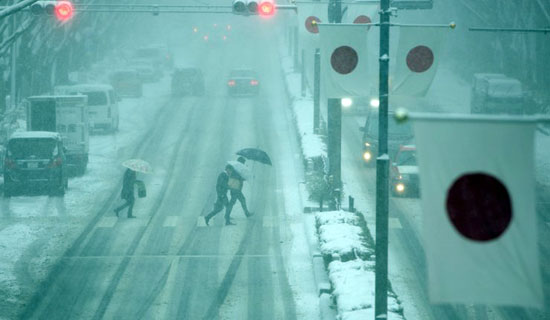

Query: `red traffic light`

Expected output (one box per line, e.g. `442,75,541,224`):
54,1,74,21
258,0,275,17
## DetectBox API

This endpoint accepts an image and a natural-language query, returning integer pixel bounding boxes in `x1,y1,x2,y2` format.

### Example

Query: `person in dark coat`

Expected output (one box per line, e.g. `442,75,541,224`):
205,165,234,226
226,156,253,219
114,168,139,218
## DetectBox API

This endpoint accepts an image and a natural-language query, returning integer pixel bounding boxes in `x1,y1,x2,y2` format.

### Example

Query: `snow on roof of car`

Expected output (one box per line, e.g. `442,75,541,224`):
9,131,60,140
399,144,416,151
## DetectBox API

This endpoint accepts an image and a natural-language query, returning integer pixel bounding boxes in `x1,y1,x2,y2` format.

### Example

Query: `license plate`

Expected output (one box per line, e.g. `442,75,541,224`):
27,162,38,169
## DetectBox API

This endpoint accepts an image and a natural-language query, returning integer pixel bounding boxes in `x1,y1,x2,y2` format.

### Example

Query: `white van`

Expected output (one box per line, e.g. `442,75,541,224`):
58,84,119,132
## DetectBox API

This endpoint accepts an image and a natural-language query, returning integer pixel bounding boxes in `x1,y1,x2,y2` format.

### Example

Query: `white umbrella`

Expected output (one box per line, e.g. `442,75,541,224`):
227,160,251,180
122,159,153,174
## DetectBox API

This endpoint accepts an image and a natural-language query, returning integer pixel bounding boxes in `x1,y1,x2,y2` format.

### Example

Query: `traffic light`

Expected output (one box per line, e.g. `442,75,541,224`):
232,0,275,16
258,0,275,17
30,1,74,21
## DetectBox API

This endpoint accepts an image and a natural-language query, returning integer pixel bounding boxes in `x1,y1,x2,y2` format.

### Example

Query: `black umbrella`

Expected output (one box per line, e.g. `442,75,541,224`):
236,148,272,165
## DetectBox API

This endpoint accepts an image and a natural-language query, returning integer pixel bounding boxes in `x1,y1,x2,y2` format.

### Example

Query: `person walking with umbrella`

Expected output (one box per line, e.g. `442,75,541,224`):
114,159,151,218
226,156,253,219
205,164,234,226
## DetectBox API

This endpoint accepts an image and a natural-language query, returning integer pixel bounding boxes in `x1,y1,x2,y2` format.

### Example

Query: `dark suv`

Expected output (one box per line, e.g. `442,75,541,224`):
171,68,205,96
361,110,414,166
3,131,68,197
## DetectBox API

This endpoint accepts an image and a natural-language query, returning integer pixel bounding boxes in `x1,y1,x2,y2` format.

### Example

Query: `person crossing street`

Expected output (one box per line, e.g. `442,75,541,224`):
226,156,253,219
204,165,235,226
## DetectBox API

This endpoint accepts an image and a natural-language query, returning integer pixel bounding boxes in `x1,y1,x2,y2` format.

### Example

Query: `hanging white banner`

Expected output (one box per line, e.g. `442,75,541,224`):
319,24,370,98
392,27,447,96
412,113,543,308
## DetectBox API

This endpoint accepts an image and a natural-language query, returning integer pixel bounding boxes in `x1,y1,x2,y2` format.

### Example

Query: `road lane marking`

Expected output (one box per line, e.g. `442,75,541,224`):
163,216,180,227
197,216,207,227
263,216,277,228
389,217,402,229
155,257,180,319
97,217,118,228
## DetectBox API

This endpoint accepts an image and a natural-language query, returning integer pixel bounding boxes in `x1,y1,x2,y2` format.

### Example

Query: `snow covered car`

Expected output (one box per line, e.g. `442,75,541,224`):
227,69,260,96
390,145,420,197
3,131,68,197
171,68,205,96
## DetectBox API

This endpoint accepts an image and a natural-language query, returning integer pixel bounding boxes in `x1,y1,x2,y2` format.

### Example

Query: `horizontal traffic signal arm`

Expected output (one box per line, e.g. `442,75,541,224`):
0,3,298,15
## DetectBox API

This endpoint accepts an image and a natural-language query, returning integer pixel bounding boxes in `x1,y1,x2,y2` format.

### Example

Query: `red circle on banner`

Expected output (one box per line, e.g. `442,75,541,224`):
353,15,371,24
330,46,358,75
406,45,434,73
446,173,513,242
305,16,321,34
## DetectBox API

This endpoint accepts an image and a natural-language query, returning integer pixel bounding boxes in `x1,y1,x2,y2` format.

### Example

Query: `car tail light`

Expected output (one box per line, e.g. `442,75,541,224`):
4,157,16,169
250,79,259,86
48,157,63,168
228,80,236,87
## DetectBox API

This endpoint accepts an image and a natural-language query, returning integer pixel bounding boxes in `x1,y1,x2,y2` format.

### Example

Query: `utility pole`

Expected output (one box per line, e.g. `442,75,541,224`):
313,48,320,133
327,0,342,209
10,5,17,112
301,49,306,97
375,0,391,317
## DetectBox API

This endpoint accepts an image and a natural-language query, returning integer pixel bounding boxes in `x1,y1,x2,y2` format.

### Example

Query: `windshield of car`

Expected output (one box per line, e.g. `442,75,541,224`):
229,70,256,78
8,138,57,159
82,92,108,106
396,150,417,166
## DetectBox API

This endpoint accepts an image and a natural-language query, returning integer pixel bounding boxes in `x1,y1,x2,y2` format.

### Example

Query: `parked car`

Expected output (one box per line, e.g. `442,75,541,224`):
57,84,120,133
361,110,414,167
3,131,68,197
171,68,205,96
227,69,260,96
109,70,143,98
470,73,524,114
390,145,420,197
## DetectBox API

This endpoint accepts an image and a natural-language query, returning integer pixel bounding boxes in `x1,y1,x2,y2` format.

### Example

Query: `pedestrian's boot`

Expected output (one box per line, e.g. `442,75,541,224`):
128,214,136,218
225,219,236,226
114,209,119,217
245,211,254,218
205,214,212,226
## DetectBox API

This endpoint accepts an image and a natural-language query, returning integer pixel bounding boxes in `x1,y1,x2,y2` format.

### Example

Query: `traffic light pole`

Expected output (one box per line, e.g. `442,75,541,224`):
301,49,306,97
313,48,320,133
10,8,17,111
375,0,391,318
327,0,342,208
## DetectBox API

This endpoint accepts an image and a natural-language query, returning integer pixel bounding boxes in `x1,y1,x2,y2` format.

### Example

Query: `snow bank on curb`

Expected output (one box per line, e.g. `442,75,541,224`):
329,260,404,320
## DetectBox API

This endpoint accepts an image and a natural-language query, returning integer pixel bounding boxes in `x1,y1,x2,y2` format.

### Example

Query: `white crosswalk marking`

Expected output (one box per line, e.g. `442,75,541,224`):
263,215,277,228
97,217,118,228
197,216,207,227
163,216,180,227
389,217,403,229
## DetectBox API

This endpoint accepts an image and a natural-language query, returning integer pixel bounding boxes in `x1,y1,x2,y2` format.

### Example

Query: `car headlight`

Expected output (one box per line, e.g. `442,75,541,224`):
396,183,405,193
363,151,372,161
364,142,371,147
341,97,353,108
370,98,380,108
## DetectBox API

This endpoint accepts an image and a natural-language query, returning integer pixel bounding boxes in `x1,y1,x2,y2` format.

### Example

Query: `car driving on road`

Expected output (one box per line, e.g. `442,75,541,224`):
227,69,260,96
171,67,205,96
361,110,414,166
390,145,420,197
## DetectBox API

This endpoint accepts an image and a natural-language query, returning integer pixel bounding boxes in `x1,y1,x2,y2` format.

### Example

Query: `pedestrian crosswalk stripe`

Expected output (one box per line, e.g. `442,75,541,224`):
263,216,277,228
163,216,180,227
389,217,402,229
197,216,207,227
97,217,118,228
